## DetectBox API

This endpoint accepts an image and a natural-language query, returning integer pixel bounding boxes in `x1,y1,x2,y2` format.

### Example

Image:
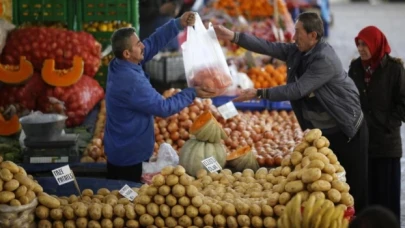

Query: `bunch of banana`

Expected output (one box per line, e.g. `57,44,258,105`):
278,194,350,228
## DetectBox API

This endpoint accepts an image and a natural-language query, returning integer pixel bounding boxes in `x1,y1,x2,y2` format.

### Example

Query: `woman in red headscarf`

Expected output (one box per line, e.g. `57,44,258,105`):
348,26,405,221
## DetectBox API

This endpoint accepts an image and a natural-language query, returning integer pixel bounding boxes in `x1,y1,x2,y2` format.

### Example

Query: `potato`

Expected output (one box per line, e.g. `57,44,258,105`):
311,180,332,191
102,204,113,219
137,195,151,205
302,168,322,183
340,192,354,206
53,221,64,228
38,194,61,209
117,198,130,205
310,191,326,200
178,196,190,207
159,204,171,218
213,214,226,227
97,188,110,196
309,153,330,165
63,206,75,220
19,195,30,205
272,167,282,177
305,128,322,143
173,165,186,176
273,180,287,193
4,179,19,193
75,203,89,217
171,205,185,218
323,164,336,174
331,180,350,192
273,205,286,217
294,141,310,153
281,166,291,177
82,189,94,197
9,199,21,206
35,205,50,219
1,161,19,173
147,203,159,217
152,174,165,187
198,204,211,215
327,153,338,164
135,204,146,215
281,155,291,167
320,173,333,182
263,217,277,228
0,168,13,181
154,216,165,227
26,189,35,201
165,194,177,207
76,217,88,228
313,137,327,148
252,216,263,228
113,217,125,228
327,189,342,203
267,192,280,206
101,219,113,228
237,215,251,227
38,219,52,228
158,185,171,196
226,216,238,228
172,184,186,198
285,180,304,193
0,191,15,203
50,208,63,220
139,214,154,226
290,152,303,165
64,220,76,228
308,160,325,170
33,182,43,193
318,147,332,156
88,220,101,228
13,173,34,189
250,204,262,216
88,203,102,220
279,192,292,205
153,194,165,205
303,146,318,156
193,216,204,227
113,204,127,218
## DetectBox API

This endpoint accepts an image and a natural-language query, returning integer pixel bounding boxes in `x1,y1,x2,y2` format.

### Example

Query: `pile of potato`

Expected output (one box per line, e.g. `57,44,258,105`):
0,157,44,227
35,187,142,228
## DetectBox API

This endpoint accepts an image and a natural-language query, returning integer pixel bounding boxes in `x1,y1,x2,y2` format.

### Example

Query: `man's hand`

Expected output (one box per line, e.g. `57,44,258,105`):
195,87,218,99
180,12,196,28
232,88,258,102
213,25,235,41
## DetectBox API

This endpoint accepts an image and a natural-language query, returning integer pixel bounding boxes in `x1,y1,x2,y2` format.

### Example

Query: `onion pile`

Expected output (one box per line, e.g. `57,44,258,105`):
153,88,214,156
81,100,107,163
211,109,303,166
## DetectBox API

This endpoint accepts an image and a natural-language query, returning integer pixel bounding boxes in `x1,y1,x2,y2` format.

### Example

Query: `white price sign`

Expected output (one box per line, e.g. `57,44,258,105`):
119,185,138,201
52,165,74,185
201,156,222,173
217,102,238,120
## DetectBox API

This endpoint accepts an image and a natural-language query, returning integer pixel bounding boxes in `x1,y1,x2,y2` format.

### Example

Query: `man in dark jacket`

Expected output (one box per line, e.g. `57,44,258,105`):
214,12,369,212
104,12,217,183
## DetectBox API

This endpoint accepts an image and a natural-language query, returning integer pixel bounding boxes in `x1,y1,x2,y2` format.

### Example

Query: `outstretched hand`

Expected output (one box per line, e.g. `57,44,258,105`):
232,88,258,102
213,25,235,41
180,12,196,28
195,87,218,99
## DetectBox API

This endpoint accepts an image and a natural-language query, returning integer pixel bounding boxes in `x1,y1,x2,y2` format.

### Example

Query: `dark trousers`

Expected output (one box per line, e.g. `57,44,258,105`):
107,162,143,183
323,121,369,213
368,157,401,221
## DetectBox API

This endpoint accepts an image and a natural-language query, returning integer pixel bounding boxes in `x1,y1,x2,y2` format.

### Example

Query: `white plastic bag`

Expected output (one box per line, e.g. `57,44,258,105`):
142,143,179,183
0,19,15,55
336,171,347,182
182,13,234,95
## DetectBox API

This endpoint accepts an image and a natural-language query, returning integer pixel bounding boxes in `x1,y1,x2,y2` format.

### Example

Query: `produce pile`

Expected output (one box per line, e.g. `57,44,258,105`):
247,64,287,89
83,21,133,33
0,27,105,128
0,158,44,227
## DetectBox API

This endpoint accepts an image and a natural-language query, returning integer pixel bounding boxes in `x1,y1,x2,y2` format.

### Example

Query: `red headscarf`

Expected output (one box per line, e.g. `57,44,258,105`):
355,26,391,78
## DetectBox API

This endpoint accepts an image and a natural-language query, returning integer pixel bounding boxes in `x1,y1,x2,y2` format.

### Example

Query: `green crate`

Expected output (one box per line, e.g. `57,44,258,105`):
77,0,139,32
12,0,76,30
95,65,108,89
91,32,113,49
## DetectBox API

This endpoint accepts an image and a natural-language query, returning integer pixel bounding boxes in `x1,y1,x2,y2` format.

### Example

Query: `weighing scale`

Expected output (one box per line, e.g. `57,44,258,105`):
20,113,81,164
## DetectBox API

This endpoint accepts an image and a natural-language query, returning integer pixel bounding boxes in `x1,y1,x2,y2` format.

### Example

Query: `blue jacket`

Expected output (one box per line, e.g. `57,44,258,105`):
104,19,197,166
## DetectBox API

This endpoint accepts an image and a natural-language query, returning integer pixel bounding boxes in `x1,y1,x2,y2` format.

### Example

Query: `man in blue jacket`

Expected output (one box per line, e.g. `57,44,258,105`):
104,11,217,182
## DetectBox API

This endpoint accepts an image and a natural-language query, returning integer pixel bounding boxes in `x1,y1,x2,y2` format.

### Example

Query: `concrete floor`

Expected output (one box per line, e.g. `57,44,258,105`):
326,2,405,226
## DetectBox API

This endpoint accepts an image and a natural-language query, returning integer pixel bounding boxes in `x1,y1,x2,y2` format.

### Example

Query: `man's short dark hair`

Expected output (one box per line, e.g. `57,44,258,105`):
297,12,324,40
111,27,137,59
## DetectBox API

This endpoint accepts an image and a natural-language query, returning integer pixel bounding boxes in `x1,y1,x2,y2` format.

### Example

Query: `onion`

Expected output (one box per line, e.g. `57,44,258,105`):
158,119,168,128
170,132,180,141
92,138,102,148
177,139,185,147
167,122,178,133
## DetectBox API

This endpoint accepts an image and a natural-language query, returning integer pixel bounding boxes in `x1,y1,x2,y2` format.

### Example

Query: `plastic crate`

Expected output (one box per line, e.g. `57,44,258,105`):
91,32,113,49
212,96,270,111
76,0,139,32
95,65,108,89
36,177,142,196
12,0,76,30
270,101,292,110
145,54,186,83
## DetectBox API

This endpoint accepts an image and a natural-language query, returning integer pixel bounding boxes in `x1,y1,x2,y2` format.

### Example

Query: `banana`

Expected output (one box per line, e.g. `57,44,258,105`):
291,193,302,228
282,213,291,228
342,218,349,228
302,195,316,228
312,200,334,228
331,206,344,224
330,219,338,228
319,206,335,228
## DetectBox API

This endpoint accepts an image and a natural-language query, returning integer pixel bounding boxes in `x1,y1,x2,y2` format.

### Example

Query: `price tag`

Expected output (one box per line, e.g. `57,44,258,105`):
217,102,238,120
52,165,74,185
201,156,222,173
119,185,138,201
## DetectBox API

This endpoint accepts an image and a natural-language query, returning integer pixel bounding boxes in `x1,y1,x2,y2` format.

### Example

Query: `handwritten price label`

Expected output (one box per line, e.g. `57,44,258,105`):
52,165,74,185
119,185,138,201
201,156,222,173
